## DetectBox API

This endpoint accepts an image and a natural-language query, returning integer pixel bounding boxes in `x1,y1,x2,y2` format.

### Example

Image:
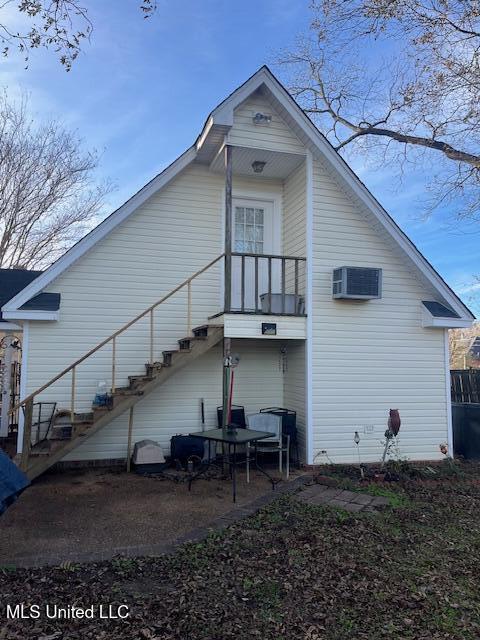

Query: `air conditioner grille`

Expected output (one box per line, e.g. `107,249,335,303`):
346,267,380,297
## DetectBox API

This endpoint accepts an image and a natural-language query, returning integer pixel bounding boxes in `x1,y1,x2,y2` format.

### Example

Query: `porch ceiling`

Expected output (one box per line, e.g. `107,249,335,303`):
209,146,305,180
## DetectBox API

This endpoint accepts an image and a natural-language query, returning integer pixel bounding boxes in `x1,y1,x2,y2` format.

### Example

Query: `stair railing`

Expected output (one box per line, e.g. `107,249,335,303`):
13,253,225,466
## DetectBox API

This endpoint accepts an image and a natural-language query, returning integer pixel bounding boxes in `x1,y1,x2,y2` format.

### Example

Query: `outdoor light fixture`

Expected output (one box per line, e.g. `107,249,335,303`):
252,160,267,174
252,112,272,125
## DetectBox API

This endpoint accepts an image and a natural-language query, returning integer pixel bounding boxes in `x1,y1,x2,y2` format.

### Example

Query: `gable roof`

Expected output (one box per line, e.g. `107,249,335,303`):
2,66,474,323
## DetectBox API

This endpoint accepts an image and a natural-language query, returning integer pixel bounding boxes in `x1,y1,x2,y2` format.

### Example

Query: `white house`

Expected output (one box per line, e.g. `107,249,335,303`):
1,66,474,479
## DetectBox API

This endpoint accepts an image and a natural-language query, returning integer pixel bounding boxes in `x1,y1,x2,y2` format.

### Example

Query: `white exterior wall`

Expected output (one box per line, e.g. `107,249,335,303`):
228,91,305,155
283,341,306,461
59,340,285,461
310,158,448,464
26,165,284,416
283,161,306,258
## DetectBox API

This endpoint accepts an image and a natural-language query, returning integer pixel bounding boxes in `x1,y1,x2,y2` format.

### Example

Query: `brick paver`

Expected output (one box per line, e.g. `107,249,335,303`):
296,483,391,512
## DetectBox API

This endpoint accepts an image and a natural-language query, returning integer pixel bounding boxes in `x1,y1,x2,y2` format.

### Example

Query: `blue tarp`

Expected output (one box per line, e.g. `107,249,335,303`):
0,448,29,515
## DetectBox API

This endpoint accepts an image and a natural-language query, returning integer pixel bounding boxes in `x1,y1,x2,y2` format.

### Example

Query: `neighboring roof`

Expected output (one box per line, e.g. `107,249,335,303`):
422,301,460,319
470,336,480,359
1,65,475,324
0,269,42,321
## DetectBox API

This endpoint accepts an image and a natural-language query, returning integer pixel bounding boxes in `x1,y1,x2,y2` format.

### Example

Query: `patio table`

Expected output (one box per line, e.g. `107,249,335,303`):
188,427,276,503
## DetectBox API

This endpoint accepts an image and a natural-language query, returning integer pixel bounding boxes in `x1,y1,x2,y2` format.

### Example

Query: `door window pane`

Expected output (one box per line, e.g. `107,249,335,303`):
234,205,265,255
235,207,245,223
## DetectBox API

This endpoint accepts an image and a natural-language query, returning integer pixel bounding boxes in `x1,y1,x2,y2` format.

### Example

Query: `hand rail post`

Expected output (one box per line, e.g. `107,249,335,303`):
241,254,245,313
281,257,286,314
70,366,76,423
254,256,259,313
150,309,154,364
111,337,116,393
20,397,34,470
294,258,299,298
187,280,192,335
268,257,272,314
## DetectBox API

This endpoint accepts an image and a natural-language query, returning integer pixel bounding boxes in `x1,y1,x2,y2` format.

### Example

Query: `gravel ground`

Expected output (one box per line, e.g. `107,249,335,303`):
0,465,296,565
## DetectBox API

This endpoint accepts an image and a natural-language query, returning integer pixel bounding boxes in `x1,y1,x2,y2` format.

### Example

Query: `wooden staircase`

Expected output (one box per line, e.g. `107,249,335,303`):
11,254,227,481
24,324,223,480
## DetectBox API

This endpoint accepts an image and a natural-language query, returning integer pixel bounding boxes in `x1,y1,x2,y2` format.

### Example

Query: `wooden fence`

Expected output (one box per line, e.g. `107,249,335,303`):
451,369,480,403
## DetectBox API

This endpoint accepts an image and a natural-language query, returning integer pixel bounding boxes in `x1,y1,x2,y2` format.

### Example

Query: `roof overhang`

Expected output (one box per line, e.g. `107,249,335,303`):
2,309,59,321
421,304,471,328
1,65,475,326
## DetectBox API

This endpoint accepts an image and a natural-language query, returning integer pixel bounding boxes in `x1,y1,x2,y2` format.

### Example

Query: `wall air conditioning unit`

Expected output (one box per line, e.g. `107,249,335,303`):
332,266,382,300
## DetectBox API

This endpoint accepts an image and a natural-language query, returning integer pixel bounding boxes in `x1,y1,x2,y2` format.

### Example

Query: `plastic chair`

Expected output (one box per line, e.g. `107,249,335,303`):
245,412,290,480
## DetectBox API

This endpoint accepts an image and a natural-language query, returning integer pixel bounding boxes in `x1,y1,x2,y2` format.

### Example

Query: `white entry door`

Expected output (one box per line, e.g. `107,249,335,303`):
231,198,280,311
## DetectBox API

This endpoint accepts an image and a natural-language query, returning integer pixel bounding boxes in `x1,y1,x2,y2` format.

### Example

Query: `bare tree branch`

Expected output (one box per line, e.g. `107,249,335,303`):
277,0,480,219
0,1,158,69
0,91,113,269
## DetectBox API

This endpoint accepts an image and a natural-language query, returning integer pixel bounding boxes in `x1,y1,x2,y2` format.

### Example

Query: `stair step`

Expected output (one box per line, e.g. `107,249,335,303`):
145,362,165,375
192,325,209,338
50,425,73,440
129,375,154,386
114,386,145,397
162,350,180,366
192,324,223,338
29,441,52,456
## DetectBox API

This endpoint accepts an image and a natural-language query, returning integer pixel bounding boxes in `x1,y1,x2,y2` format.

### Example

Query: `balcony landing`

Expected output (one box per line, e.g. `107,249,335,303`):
210,313,306,340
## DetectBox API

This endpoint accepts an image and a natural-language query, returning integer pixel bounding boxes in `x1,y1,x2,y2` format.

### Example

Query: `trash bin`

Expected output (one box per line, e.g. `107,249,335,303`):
452,403,480,459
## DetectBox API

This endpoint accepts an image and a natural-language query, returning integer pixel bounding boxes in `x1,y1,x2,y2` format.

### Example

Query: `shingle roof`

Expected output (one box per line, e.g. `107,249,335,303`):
0,268,60,323
0,269,42,321
422,300,460,318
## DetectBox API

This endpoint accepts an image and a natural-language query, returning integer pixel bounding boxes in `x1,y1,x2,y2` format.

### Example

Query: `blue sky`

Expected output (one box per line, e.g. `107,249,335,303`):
1,0,478,314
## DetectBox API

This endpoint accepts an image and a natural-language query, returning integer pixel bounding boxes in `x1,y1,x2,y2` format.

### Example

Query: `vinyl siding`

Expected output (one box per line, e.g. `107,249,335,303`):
24,163,292,461
281,164,307,461
310,158,448,464
283,341,306,462
25,165,284,409
283,161,307,295
228,91,305,155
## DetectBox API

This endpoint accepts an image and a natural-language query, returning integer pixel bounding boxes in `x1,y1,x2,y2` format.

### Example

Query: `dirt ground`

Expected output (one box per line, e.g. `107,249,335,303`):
0,465,299,565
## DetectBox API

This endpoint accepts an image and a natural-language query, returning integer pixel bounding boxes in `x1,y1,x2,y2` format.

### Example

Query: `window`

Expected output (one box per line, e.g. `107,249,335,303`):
234,206,264,253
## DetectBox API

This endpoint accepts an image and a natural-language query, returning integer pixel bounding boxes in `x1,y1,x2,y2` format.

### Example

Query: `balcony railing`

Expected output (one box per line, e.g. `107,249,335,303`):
226,252,306,316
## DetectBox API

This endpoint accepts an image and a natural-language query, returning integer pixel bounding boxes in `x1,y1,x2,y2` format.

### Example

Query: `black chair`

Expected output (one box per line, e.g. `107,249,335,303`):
260,407,300,468
217,404,246,429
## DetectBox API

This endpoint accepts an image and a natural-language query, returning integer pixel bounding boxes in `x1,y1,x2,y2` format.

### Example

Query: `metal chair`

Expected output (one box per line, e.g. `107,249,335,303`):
216,404,246,428
245,412,290,481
